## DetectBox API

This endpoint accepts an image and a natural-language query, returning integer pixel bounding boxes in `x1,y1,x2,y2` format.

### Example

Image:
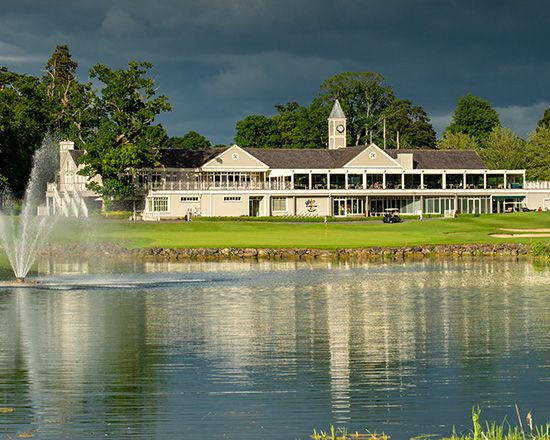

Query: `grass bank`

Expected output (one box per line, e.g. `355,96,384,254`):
48,212,550,250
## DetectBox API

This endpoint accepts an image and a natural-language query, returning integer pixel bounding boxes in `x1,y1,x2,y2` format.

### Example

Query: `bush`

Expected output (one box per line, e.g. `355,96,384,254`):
531,241,550,258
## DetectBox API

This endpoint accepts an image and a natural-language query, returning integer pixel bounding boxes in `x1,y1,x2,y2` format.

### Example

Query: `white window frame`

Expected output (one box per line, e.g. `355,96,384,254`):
223,196,242,202
180,196,200,202
271,197,287,212
148,196,169,212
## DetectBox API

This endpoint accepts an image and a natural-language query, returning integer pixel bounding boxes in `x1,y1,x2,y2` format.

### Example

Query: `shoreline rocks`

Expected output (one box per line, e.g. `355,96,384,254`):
40,242,533,261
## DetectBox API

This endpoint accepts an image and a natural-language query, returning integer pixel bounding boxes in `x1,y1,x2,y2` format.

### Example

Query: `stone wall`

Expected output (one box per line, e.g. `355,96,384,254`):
42,243,532,261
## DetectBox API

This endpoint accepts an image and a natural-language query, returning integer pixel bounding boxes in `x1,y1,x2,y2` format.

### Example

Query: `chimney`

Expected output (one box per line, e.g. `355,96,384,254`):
59,141,75,151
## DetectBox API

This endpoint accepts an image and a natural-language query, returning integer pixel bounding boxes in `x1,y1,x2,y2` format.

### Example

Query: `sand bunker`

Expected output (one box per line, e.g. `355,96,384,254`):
491,233,550,238
499,228,550,233
491,228,550,238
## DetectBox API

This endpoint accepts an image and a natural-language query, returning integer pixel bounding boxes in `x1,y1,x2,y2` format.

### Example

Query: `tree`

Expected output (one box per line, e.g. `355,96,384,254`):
271,101,327,148
79,61,171,204
482,127,527,170
166,131,211,149
318,72,395,146
0,68,51,196
437,131,479,151
446,95,500,147
525,127,550,180
234,115,280,147
382,100,436,149
42,45,97,145
537,107,550,130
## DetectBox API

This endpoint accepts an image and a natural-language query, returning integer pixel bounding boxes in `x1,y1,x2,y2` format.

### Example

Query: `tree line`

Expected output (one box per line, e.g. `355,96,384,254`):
1,45,549,202
235,75,550,181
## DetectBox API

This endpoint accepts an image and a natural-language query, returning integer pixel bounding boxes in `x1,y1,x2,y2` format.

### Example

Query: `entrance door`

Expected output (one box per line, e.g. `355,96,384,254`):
249,197,262,217
468,198,481,214
333,199,345,217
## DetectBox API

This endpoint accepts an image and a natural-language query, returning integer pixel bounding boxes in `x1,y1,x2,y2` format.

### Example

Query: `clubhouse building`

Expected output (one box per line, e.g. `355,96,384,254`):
46,101,550,219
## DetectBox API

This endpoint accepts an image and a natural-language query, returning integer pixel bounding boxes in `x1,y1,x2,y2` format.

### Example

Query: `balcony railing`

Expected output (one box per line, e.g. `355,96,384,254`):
135,181,294,191
132,180,527,192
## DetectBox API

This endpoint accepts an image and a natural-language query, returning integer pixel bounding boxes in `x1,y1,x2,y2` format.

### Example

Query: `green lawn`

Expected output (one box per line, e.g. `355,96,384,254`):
49,212,550,249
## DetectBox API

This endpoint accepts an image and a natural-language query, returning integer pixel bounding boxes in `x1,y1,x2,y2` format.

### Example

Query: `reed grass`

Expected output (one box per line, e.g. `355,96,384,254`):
310,409,550,440
445,408,550,440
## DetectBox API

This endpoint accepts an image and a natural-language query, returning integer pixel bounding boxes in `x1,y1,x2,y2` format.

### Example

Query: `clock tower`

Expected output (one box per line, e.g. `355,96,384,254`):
328,99,346,149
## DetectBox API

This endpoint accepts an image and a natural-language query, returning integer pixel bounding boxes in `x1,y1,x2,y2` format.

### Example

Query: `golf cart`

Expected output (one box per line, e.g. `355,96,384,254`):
383,208,403,224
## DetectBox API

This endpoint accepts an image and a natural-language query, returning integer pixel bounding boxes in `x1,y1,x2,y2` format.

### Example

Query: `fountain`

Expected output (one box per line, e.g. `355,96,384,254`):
0,137,58,283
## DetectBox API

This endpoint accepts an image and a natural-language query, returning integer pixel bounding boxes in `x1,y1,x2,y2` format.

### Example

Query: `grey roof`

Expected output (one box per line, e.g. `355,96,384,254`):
385,149,486,170
69,149,85,163
246,146,367,169
69,145,486,171
329,99,346,119
158,147,228,168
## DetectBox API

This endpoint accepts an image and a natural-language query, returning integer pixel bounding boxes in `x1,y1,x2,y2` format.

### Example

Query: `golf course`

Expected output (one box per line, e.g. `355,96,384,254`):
51,211,550,249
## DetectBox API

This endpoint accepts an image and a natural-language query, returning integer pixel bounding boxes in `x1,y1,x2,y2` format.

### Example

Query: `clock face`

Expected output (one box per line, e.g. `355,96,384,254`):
231,152,239,161
369,151,377,160
336,124,345,133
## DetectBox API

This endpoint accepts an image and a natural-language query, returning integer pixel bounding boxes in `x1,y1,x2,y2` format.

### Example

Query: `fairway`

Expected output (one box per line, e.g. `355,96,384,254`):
50,212,550,249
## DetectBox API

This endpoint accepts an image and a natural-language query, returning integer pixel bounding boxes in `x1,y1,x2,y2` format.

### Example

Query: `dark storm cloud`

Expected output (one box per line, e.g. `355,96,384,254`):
1,0,549,143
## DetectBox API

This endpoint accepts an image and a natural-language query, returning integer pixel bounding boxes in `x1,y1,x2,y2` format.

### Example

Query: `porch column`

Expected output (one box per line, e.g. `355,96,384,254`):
420,172,424,189
383,171,387,189
308,173,312,190
442,172,446,189
483,172,487,189
504,172,507,189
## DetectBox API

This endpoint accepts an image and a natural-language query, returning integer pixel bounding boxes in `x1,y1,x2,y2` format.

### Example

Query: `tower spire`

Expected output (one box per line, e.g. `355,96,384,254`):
328,100,346,149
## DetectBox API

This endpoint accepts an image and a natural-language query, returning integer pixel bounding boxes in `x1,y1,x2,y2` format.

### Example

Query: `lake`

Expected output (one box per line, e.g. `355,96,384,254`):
0,258,549,439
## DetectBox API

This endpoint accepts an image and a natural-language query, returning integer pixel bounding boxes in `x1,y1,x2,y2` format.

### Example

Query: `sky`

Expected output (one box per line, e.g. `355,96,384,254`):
1,0,549,145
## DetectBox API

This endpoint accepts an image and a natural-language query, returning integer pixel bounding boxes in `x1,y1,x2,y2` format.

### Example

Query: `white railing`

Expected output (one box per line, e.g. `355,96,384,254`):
142,211,161,221
134,181,293,191
71,190,89,218
525,181,550,189
50,183,70,217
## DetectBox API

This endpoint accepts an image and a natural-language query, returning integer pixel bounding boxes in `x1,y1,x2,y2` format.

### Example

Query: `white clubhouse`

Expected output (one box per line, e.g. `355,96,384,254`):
46,101,550,219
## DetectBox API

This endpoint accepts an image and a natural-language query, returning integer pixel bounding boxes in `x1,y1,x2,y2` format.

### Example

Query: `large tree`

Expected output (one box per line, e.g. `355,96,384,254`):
446,95,500,147
235,114,280,147
272,101,327,148
437,131,479,151
481,127,527,170
537,107,550,130
525,126,550,181
43,44,97,145
318,72,395,146
0,68,51,196
165,131,211,149
79,61,171,203
382,100,436,149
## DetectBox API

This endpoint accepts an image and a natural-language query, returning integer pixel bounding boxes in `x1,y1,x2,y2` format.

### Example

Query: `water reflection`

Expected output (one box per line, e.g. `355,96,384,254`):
0,258,549,439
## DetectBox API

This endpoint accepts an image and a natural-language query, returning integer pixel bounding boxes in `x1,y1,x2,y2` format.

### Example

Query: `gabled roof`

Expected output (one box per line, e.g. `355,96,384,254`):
69,150,85,163
386,149,486,170
246,146,367,169
69,145,487,171
158,147,228,168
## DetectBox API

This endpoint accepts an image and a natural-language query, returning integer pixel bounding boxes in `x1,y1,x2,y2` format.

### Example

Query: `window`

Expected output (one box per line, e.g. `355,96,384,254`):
224,196,242,202
271,197,287,211
294,174,309,190
149,197,168,212
181,196,199,202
